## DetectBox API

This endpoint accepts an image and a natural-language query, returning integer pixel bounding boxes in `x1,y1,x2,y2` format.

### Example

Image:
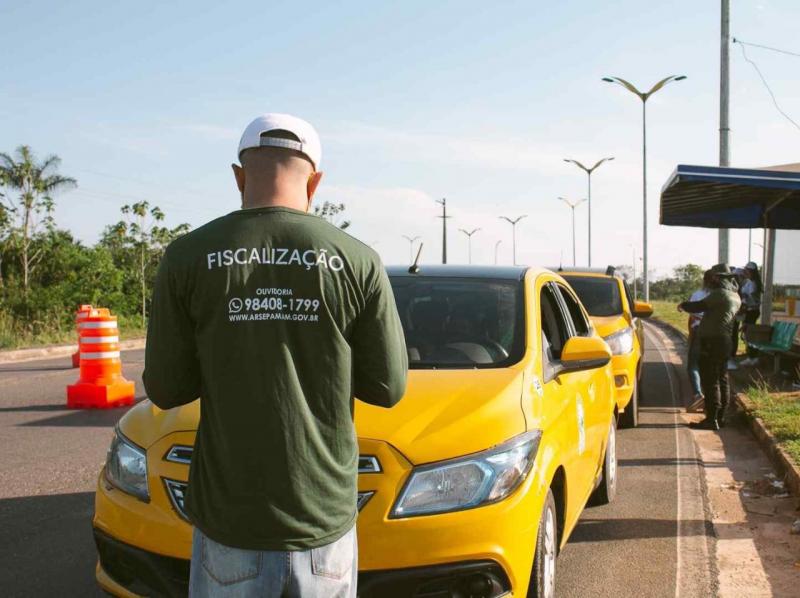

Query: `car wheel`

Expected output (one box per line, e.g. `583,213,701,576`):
529,489,558,598
619,381,639,428
589,417,618,506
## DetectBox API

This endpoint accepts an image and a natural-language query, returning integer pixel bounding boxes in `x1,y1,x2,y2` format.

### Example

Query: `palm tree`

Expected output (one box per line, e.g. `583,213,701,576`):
0,146,76,291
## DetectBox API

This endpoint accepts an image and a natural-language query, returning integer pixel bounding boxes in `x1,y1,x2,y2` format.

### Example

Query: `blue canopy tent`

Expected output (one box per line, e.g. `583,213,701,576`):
660,163,800,323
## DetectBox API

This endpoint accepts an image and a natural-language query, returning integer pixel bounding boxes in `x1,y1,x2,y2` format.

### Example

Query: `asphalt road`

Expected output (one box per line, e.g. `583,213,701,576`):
0,322,716,597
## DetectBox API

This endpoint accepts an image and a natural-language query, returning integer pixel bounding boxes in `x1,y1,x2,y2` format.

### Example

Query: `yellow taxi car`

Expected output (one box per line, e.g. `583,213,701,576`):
94,265,617,598
557,267,653,428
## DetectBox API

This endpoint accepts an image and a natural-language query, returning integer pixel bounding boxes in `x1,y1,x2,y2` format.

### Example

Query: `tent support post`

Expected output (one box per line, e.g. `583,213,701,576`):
761,228,776,325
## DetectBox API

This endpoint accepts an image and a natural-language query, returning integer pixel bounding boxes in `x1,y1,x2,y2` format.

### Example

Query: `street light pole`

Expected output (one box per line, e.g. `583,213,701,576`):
459,228,481,264
402,235,421,263
563,157,614,267
719,0,731,263
602,74,686,302
435,198,450,264
494,240,502,265
558,197,587,267
499,215,527,266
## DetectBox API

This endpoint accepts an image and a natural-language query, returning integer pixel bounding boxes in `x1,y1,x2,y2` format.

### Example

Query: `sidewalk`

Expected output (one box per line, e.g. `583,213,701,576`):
651,320,800,596
0,338,145,364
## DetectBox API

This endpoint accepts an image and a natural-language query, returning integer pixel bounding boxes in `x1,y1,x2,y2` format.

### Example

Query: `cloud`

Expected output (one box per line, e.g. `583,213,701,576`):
325,121,567,174
173,123,240,142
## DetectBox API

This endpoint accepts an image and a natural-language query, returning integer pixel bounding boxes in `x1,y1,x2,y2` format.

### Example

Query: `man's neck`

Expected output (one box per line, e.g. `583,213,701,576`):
241,193,308,212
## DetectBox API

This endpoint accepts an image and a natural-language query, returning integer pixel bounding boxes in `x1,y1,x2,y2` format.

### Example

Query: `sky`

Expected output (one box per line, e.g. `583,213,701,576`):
2,0,799,279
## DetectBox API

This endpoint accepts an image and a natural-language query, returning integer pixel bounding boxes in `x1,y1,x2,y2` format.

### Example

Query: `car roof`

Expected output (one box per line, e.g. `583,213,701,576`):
386,264,539,281
552,266,623,280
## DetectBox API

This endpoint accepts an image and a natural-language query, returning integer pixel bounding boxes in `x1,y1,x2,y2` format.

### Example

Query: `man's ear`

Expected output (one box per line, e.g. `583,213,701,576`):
232,163,245,194
307,171,324,205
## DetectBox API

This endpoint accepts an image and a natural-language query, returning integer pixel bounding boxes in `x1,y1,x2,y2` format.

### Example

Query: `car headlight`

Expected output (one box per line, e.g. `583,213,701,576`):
604,327,634,355
105,428,149,501
391,430,541,518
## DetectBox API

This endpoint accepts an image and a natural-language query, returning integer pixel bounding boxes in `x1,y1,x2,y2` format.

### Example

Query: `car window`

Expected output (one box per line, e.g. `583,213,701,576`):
555,283,591,336
540,284,570,380
622,279,635,312
390,277,524,369
562,276,623,317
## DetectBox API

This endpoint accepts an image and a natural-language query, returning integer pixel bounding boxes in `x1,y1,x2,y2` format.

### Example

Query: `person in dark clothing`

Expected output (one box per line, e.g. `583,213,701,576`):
678,264,741,430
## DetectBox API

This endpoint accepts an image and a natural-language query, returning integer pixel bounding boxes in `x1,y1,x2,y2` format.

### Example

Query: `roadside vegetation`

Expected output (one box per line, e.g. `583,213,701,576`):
0,145,350,350
746,384,800,466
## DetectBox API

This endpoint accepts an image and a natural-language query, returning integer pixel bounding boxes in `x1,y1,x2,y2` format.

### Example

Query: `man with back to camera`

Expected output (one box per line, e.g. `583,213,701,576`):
678,264,741,431
143,113,408,597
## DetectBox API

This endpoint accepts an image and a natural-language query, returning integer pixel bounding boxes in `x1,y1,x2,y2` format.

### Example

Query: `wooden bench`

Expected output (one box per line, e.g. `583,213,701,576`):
746,321,800,373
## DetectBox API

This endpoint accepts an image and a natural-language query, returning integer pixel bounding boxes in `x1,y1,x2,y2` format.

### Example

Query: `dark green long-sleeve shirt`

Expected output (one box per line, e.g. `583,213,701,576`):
143,206,407,550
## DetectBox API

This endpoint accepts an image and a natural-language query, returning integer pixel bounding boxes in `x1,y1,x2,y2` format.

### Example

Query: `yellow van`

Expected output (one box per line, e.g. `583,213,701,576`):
558,268,652,428
94,265,617,597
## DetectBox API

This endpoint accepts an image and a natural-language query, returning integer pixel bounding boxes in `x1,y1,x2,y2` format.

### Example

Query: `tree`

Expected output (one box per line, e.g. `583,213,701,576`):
0,146,76,292
313,201,350,230
101,202,189,326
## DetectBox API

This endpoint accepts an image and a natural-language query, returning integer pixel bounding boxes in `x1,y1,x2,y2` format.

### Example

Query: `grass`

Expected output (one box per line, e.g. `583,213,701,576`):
0,311,146,351
650,300,687,336
746,384,800,466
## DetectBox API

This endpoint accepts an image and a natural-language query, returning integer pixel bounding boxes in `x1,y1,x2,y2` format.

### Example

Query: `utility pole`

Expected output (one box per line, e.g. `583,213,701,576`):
499,215,527,266
558,197,587,267
459,228,481,264
436,198,450,264
402,235,420,263
563,157,614,267
602,74,686,302
719,0,731,264
494,240,502,265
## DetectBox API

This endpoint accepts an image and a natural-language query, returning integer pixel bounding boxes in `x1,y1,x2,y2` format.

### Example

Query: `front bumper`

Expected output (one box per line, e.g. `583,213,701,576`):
94,528,188,598
94,528,510,598
611,352,638,411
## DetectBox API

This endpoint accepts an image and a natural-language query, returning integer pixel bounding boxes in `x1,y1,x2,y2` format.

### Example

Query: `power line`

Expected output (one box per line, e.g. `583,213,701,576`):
734,38,800,133
733,38,800,59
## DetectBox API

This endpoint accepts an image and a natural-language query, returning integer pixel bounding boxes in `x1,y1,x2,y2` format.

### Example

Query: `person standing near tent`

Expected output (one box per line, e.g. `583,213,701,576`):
678,264,741,430
738,262,763,367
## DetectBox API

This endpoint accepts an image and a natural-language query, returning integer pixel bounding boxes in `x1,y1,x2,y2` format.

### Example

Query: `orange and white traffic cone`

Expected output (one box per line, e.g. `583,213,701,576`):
71,305,94,368
67,308,135,409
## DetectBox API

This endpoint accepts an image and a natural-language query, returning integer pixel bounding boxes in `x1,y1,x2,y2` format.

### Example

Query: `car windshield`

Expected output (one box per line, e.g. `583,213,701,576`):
562,276,623,317
390,277,524,369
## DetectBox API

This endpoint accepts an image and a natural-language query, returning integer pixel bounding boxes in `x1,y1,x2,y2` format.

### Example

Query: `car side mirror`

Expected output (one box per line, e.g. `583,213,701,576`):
560,336,612,372
632,300,653,319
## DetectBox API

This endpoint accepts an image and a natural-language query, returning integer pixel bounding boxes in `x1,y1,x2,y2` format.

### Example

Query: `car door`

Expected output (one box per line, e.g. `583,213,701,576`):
552,282,607,487
538,282,594,528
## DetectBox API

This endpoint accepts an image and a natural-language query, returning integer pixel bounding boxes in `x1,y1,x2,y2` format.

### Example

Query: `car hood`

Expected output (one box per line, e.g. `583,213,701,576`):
590,314,631,339
355,368,526,465
119,368,526,466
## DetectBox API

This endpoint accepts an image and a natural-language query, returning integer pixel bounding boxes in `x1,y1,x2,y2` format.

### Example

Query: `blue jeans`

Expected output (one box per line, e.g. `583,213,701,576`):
189,525,357,598
687,332,702,396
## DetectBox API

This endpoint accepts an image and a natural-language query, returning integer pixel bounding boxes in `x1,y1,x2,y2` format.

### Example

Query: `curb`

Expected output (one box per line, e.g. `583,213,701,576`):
651,316,688,341
735,391,800,497
0,338,146,365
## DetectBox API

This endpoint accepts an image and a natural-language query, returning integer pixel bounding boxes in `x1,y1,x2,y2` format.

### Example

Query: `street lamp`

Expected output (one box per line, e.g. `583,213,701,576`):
402,235,421,263
558,197,587,267
494,240,503,265
436,198,450,264
459,228,481,264
563,156,614,267
602,74,686,302
499,215,527,266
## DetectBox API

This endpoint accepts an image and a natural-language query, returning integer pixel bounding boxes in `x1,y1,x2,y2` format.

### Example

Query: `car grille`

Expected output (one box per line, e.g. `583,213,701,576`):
166,445,381,474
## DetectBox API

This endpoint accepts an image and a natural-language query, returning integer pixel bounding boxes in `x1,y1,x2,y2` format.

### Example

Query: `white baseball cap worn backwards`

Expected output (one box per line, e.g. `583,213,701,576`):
238,113,322,171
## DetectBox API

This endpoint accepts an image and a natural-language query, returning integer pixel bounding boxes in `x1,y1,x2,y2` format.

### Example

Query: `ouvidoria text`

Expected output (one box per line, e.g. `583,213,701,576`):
207,247,345,271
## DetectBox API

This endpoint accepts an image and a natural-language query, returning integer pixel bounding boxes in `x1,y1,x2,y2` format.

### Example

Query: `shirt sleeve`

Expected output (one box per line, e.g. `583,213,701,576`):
142,251,201,409
350,267,408,408
680,299,710,314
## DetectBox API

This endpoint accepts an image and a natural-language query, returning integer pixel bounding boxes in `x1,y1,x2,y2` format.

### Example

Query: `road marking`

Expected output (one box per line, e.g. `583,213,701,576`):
644,324,685,598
